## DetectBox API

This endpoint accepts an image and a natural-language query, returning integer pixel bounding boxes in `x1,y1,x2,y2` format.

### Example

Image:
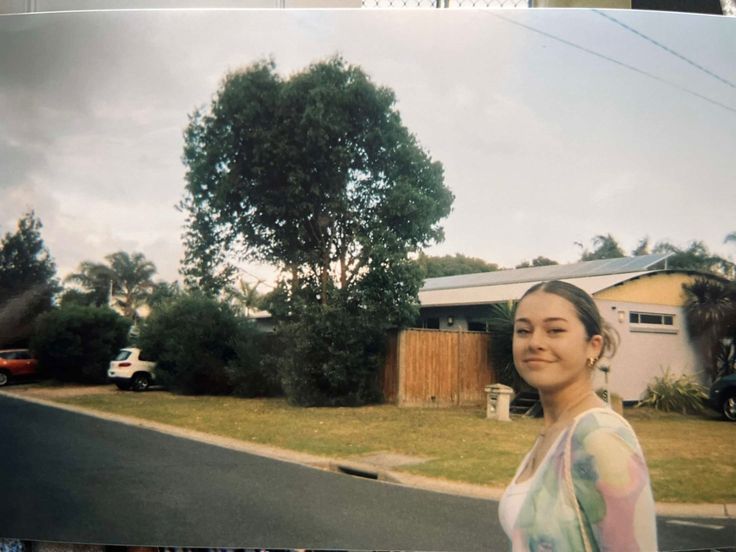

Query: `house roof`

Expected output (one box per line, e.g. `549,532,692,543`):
420,253,672,292
418,254,674,307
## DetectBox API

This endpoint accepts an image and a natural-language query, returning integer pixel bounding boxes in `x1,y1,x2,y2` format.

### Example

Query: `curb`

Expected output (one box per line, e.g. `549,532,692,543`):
1,389,732,519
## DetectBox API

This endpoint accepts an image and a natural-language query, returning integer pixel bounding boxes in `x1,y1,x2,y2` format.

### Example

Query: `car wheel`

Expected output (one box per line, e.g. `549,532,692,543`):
722,391,736,422
130,373,151,392
115,381,130,391
0,371,8,387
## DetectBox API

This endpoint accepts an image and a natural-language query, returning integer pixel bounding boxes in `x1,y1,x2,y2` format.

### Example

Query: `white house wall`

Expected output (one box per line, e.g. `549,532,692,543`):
594,299,700,402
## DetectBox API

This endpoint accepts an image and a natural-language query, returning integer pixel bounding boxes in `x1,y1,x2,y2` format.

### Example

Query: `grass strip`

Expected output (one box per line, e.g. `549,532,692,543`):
55,390,735,503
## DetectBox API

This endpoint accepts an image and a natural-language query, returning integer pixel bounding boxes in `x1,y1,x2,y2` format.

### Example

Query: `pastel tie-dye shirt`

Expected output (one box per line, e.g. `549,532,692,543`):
501,407,657,551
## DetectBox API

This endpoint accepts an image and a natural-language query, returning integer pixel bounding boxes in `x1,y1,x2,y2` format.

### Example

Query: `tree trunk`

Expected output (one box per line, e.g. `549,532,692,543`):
340,251,347,289
321,249,329,305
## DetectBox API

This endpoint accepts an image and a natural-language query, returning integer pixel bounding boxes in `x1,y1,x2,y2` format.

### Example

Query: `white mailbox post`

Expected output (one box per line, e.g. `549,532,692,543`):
485,383,514,422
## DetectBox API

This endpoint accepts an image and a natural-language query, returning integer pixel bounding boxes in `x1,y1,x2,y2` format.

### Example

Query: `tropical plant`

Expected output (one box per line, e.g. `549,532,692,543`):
65,251,157,320
682,277,736,381
225,278,264,317
637,368,708,414
486,301,525,390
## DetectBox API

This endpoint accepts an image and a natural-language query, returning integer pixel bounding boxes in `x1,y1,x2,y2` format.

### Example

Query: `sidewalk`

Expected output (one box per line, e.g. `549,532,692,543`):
1,383,733,520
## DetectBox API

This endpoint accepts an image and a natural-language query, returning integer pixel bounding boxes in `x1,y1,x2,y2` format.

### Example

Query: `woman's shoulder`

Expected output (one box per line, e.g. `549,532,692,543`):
571,407,641,451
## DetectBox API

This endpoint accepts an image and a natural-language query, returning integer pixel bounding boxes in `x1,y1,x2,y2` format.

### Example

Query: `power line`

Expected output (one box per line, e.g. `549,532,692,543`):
488,11,736,116
593,9,736,90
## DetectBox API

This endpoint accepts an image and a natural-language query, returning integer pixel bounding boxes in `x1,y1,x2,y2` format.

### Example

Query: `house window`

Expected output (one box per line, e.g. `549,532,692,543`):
467,321,487,332
629,311,677,333
423,317,440,330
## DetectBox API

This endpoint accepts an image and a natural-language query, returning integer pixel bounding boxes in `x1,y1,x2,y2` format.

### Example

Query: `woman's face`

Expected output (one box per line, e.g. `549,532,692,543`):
512,291,603,394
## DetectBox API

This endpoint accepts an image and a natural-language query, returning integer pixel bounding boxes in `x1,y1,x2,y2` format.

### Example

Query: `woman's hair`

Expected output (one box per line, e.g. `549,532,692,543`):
519,280,618,359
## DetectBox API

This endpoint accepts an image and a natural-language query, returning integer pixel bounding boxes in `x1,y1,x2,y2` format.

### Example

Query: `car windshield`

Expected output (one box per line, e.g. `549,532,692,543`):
114,350,132,361
0,351,11,359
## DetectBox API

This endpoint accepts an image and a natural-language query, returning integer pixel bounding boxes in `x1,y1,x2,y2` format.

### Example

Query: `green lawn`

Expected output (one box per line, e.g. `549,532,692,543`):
54,390,735,504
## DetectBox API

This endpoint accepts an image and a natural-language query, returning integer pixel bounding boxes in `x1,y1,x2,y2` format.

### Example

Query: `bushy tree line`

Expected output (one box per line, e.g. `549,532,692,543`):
418,232,735,280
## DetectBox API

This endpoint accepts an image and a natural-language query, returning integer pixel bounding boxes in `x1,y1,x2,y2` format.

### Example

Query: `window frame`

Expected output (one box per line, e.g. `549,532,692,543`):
628,310,678,334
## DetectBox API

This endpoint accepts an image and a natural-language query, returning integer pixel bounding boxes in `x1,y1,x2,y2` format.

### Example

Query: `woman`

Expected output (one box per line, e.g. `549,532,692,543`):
498,280,657,551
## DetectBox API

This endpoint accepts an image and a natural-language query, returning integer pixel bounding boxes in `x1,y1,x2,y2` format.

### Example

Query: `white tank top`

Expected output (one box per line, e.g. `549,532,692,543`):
498,429,566,539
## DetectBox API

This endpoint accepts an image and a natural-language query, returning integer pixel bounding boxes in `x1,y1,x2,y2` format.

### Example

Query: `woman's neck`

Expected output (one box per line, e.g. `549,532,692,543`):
539,381,603,428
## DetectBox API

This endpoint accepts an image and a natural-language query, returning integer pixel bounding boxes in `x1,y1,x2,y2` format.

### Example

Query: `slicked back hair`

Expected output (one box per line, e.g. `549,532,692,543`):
518,280,618,359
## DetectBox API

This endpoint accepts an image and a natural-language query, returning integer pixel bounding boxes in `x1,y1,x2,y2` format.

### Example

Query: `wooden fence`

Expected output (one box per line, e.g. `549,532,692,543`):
381,329,496,407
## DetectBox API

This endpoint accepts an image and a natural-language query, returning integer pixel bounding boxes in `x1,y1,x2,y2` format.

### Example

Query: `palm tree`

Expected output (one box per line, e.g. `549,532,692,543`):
225,277,263,317
683,277,736,381
487,301,525,391
65,251,157,320
64,260,114,307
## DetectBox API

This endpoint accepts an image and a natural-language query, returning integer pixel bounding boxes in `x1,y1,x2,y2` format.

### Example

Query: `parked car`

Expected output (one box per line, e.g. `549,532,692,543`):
107,347,156,391
708,373,736,421
0,349,39,386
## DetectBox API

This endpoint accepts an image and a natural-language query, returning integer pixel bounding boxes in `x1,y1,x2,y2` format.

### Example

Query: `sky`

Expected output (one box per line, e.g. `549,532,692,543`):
1,7,734,288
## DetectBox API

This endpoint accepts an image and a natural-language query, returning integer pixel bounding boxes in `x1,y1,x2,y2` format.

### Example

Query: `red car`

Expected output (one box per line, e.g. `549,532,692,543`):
0,349,39,386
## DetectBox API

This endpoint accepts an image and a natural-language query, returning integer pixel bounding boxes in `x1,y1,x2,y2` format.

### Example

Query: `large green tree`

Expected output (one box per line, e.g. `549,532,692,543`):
64,251,157,320
0,211,59,347
180,56,453,405
417,252,498,278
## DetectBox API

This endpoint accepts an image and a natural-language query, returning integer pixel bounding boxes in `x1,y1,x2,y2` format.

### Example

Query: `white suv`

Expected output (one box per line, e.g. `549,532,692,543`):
108,347,157,391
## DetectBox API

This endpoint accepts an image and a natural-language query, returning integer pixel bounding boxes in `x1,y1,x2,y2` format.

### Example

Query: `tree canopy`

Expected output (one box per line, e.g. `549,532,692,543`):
416,252,498,278
580,234,625,261
180,56,454,304
654,240,734,278
0,211,59,347
515,256,558,269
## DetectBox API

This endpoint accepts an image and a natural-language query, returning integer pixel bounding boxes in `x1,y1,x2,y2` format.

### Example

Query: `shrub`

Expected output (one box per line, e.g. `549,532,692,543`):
638,368,708,414
30,305,131,383
273,301,386,407
226,332,282,398
138,293,273,396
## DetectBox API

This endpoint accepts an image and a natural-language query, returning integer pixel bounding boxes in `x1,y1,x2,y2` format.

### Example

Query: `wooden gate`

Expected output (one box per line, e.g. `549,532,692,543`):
381,329,495,407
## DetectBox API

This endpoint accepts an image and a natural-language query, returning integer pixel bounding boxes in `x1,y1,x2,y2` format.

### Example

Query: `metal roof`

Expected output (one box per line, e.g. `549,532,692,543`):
420,253,672,292
419,272,652,307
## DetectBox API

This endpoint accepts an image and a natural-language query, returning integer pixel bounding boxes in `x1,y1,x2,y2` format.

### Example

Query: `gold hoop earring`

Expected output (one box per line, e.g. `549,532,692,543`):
586,357,598,369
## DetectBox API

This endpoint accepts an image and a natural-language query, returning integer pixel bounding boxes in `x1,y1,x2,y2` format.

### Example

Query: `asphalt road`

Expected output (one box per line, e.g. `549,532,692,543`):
0,395,734,551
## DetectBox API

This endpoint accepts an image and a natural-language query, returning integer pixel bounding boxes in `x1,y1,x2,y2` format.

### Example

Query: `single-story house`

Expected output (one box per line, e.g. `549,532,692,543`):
417,253,723,402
